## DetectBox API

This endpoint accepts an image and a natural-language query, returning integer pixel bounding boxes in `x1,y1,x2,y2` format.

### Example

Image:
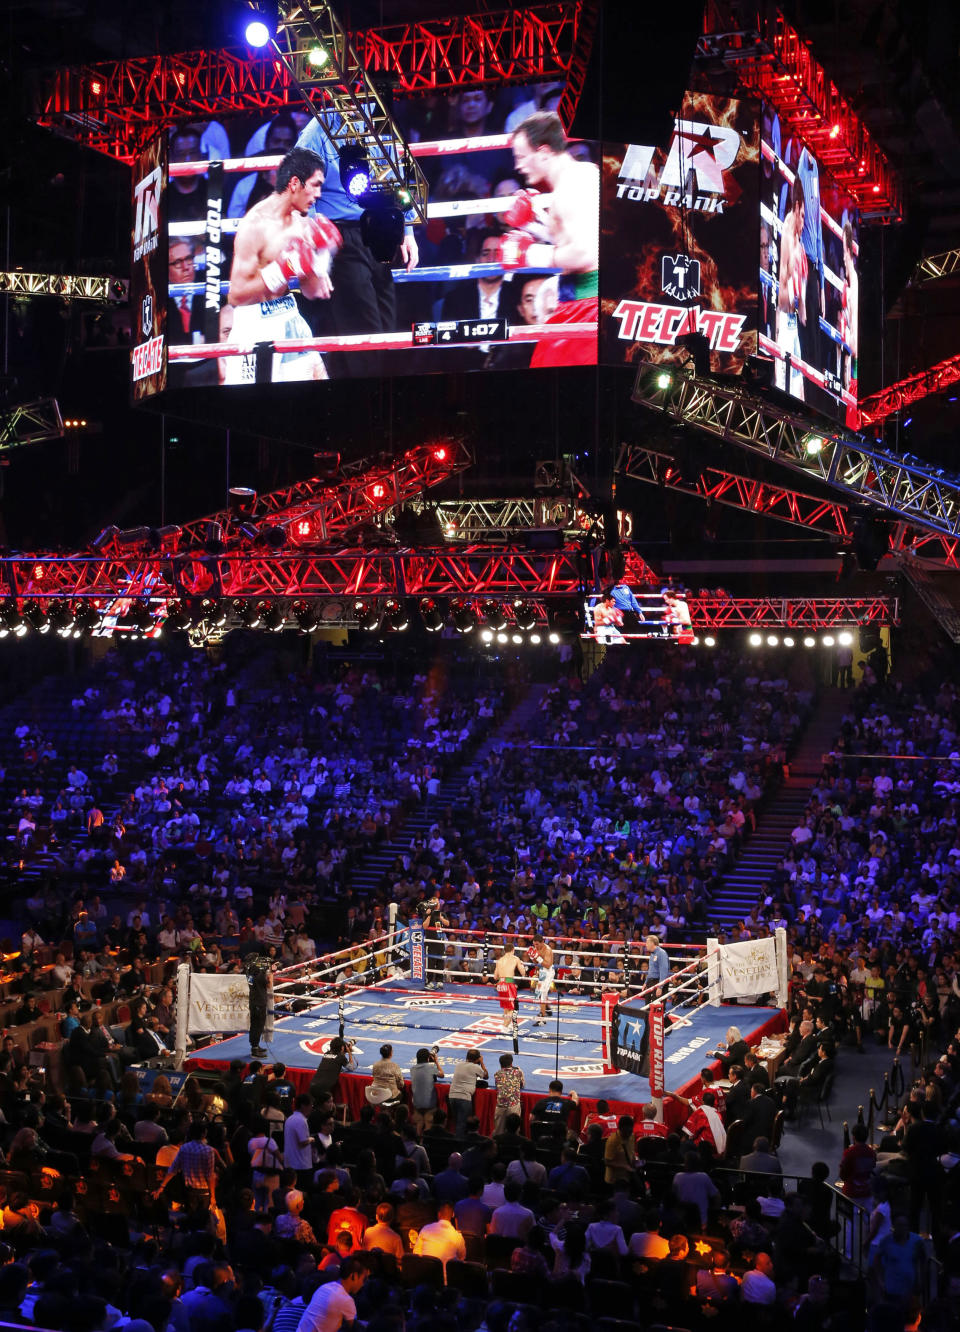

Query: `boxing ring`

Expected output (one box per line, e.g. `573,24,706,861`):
184,927,786,1132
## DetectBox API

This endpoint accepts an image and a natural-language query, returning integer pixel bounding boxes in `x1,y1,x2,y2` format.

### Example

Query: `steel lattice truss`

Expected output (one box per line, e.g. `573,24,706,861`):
35,3,579,166
857,353,960,426
0,548,897,630
269,2,429,221
0,400,64,450
632,369,960,540
700,1,901,220
0,272,128,303
359,3,580,92
175,440,471,548
911,248,960,284
616,442,855,538
423,496,583,541
616,441,960,569
556,0,599,134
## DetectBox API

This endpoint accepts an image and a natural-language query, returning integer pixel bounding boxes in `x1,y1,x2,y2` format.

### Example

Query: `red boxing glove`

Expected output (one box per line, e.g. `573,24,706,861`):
304,214,343,257
502,188,540,230
496,231,555,270
261,237,311,295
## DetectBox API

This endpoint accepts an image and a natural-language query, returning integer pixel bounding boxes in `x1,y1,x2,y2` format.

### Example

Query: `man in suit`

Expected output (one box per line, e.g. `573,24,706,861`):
167,239,217,386
779,1019,818,1076
724,1064,752,1125
741,1082,778,1143
440,231,513,324
740,1136,783,1178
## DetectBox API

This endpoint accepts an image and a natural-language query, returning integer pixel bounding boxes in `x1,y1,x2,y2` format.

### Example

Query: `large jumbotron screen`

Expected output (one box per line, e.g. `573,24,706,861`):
136,84,600,393
758,100,859,427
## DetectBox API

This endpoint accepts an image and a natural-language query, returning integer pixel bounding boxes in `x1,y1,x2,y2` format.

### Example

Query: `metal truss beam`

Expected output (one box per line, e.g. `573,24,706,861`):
688,596,896,628
556,0,600,135
0,400,64,450
910,248,960,285
632,367,960,540
0,549,896,632
269,2,428,221
0,272,128,303
700,1,901,220
176,440,471,549
35,4,578,166
419,496,584,541
616,442,854,539
857,353,960,426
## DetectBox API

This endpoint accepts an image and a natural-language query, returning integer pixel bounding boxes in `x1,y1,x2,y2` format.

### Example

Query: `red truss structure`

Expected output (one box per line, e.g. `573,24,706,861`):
0,548,897,629
700,1,901,220
36,4,581,163
857,353,960,426
618,442,960,569
175,440,471,549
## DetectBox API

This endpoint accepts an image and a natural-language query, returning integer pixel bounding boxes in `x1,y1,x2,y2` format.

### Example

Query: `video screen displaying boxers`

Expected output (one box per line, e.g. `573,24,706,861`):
160,84,600,389
758,100,859,427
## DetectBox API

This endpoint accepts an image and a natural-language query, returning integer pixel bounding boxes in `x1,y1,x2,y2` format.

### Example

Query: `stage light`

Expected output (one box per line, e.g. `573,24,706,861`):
548,632,560,644
838,631,853,645
89,79,103,97
432,446,448,462
450,599,477,633
130,602,154,635
783,635,795,647
383,598,410,632
339,145,371,199
307,43,329,68
92,525,119,551
244,4,277,47
803,635,816,648
205,521,226,555
482,600,507,631
804,433,825,455
512,600,537,631
396,186,413,208
704,636,716,647
229,486,257,516
656,372,672,390
22,601,49,633
748,632,762,647
199,598,227,628
511,634,523,645
238,601,266,629
829,123,841,139
354,599,382,632
361,198,404,262
292,518,315,542
496,633,508,644
49,603,74,636
530,633,541,644
263,602,285,632
321,600,345,623
260,525,287,550
294,600,320,633
74,603,99,633
822,634,835,647
480,630,493,643
414,598,442,632
766,634,779,646
163,602,190,632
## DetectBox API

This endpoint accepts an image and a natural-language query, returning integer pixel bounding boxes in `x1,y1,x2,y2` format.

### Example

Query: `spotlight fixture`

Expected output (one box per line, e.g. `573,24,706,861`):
229,486,257,517
548,632,560,644
383,598,409,632
361,195,404,262
783,636,795,648
294,600,320,633
49,602,75,635
704,635,716,647
354,599,382,632
244,2,277,47
263,602,285,632
130,602,154,635
803,635,816,648
512,600,537,631
822,634,836,647
260,525,287,550
162,602,189,632
803,433,826,456
419,597,444,632
748,632,762,647
339,144,371,199
838,631,853,646
307,43,329,68
496,632,508,644
511,633,523,645
236,600,263,629
480,630,493,643
530,633,541,645
73,603,99,633
450,598,477,633
481,599,507,631
199,598,227,628
205,521,226,555
22,601,49,633
656,371,672,390
91,526,119,551
766,634,779,646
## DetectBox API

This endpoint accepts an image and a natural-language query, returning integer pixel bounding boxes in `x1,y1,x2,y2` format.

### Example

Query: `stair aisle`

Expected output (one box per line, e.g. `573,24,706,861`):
709,686,850,930
347,682,551,900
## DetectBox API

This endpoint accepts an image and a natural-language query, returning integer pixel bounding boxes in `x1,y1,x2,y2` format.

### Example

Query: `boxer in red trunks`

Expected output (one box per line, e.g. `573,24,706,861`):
494,944,524,1034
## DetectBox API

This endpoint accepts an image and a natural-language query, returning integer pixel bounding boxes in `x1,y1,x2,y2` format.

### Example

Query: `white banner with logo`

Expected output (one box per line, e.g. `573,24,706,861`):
716,937,780,999
186,973,251,1033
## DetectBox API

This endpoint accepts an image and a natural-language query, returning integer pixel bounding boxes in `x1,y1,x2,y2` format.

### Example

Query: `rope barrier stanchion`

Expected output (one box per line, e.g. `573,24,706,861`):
842,1121,851,1151
338,995,345,1042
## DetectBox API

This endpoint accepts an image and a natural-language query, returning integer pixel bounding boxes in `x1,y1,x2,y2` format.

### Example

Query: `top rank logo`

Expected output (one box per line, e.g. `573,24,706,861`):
133,166,161,262
618,118,741,213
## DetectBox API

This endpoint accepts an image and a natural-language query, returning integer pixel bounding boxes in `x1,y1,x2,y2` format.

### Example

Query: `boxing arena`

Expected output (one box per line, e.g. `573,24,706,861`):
185,927,786,1132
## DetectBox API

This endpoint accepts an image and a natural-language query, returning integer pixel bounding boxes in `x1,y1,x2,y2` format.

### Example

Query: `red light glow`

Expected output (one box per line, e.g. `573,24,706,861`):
370,483,387,500
432,446,448,461
294,519,313,538
33,565,44,581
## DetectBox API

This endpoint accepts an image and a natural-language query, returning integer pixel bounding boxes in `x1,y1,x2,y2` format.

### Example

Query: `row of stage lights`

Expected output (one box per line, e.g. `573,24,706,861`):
747,631,858,648
0,597,568,640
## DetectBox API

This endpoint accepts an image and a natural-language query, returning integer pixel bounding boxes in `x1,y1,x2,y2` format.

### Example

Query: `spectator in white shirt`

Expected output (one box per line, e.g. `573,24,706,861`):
488,1181,536,1239
284,1094,316,1188
413,1201,466,1272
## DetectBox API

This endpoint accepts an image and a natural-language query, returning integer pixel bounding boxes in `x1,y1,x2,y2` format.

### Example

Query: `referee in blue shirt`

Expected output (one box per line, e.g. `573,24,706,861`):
296,116,419,376
638,934,671,1068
